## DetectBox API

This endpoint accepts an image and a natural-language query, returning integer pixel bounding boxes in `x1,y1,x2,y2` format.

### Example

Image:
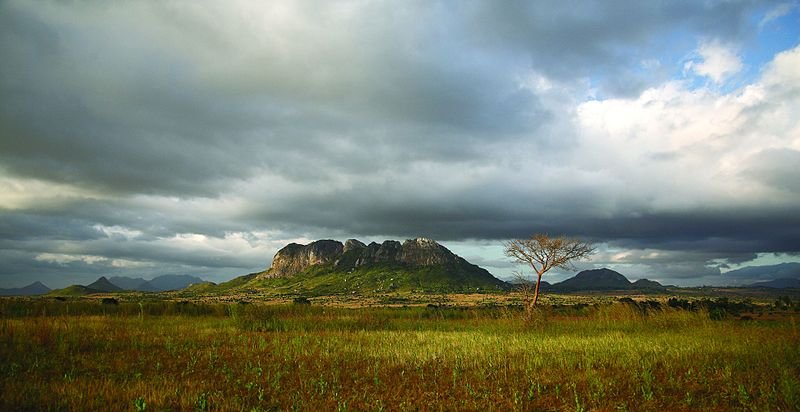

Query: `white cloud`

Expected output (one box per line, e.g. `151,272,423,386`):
93,225,144,240
576,45,800,213
684,40,743,83
35,253,107,265
759,3,796,28
0,176,106,210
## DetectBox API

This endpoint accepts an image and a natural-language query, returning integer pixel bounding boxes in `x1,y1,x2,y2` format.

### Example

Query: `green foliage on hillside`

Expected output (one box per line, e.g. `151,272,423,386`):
180,281,218,293
47,285,100,297
246,262,509,296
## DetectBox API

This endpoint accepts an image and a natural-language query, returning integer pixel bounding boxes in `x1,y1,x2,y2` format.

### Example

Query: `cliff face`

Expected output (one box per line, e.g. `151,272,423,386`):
262,237,465,278
268,240,344,278
399,237,460,266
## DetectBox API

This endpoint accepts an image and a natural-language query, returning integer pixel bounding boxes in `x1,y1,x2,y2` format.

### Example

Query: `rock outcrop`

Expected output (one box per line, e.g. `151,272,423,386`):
268,240,344,278
262,237,469,278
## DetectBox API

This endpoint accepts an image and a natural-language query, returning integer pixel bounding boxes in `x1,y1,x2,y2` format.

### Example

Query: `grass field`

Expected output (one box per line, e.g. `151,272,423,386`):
1,298,799,411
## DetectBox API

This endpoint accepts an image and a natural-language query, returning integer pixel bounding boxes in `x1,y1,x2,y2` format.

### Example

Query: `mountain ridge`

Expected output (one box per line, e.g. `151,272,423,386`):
261,238,470,279
234,238,510,294
748,278,800,289
0,281,51,296
47,274,207,296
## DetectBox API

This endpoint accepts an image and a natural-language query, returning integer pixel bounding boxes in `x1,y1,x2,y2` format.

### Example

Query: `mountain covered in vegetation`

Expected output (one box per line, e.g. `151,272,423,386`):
217,238,510,295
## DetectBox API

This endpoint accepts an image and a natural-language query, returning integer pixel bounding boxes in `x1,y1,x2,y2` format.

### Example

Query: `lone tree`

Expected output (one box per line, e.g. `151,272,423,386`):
504,234,594,307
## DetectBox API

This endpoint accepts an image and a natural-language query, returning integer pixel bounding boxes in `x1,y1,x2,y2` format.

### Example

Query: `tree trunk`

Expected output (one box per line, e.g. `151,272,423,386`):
532,272,543,306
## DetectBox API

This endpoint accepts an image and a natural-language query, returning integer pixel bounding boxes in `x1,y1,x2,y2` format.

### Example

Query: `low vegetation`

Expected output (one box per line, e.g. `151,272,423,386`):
232,262,509,297
2,296,799,410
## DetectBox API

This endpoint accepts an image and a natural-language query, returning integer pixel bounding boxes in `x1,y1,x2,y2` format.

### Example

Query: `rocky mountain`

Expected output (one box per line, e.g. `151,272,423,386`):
263,238,464,279
267,240,344,278
87,276,123,292
0,281,51,296
248,238,509,294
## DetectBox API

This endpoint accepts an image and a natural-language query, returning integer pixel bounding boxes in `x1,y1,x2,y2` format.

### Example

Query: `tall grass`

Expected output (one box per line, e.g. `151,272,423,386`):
1,299,798,410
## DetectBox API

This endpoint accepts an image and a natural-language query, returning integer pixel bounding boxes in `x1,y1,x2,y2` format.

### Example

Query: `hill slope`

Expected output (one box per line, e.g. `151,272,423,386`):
48,285,103,296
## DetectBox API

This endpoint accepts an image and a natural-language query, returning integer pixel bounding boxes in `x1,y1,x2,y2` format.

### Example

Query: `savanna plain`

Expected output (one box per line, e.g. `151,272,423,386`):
1,295,799,411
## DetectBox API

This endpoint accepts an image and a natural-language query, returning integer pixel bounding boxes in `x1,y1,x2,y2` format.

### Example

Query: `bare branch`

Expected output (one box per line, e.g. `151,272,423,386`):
503,233,594,306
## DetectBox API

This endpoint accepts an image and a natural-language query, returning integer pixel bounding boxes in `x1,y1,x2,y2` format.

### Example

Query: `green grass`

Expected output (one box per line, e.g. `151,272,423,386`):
46,285,100,297
1,299,799,410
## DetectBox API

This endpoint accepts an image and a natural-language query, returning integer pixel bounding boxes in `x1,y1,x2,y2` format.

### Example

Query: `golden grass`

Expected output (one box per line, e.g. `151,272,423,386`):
1,300,798,411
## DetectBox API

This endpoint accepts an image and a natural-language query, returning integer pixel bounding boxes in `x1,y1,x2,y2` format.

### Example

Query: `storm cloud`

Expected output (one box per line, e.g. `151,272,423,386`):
1,1,799,287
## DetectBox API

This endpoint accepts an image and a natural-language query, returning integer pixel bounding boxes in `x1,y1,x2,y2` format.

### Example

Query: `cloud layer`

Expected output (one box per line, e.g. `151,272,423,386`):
1,1,799,287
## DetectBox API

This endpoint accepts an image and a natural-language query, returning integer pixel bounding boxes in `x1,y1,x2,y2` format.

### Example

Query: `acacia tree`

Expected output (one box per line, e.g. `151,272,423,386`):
504,234,594,307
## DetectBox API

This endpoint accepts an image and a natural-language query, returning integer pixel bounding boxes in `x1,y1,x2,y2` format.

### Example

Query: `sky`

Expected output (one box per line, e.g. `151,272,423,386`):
1,1,799,289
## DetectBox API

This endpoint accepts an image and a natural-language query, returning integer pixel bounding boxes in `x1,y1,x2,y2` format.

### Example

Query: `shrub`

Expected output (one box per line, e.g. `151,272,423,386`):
293,296,311,305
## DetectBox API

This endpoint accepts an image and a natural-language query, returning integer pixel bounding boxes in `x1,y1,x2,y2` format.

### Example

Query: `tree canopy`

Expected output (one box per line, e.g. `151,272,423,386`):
504,234,594,306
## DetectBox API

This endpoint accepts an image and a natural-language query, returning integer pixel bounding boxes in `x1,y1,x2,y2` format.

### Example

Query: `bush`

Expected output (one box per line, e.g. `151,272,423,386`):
293,296,311,305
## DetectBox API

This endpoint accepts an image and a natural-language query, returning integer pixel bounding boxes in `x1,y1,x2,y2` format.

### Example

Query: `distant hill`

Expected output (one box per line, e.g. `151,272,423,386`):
208,238,509,296
631,278,667,291
105,275,205,291
507,279,552,291
0,281,51,296
45,274,207,296
146,275,205,291
545,268,665,292
108,276,159,292
87,277,122,292
725,263,800,284
748,278,800,289
552,268,632,291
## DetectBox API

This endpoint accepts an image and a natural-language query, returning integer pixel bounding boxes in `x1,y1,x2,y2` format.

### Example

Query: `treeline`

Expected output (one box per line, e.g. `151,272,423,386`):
2,295,798,321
